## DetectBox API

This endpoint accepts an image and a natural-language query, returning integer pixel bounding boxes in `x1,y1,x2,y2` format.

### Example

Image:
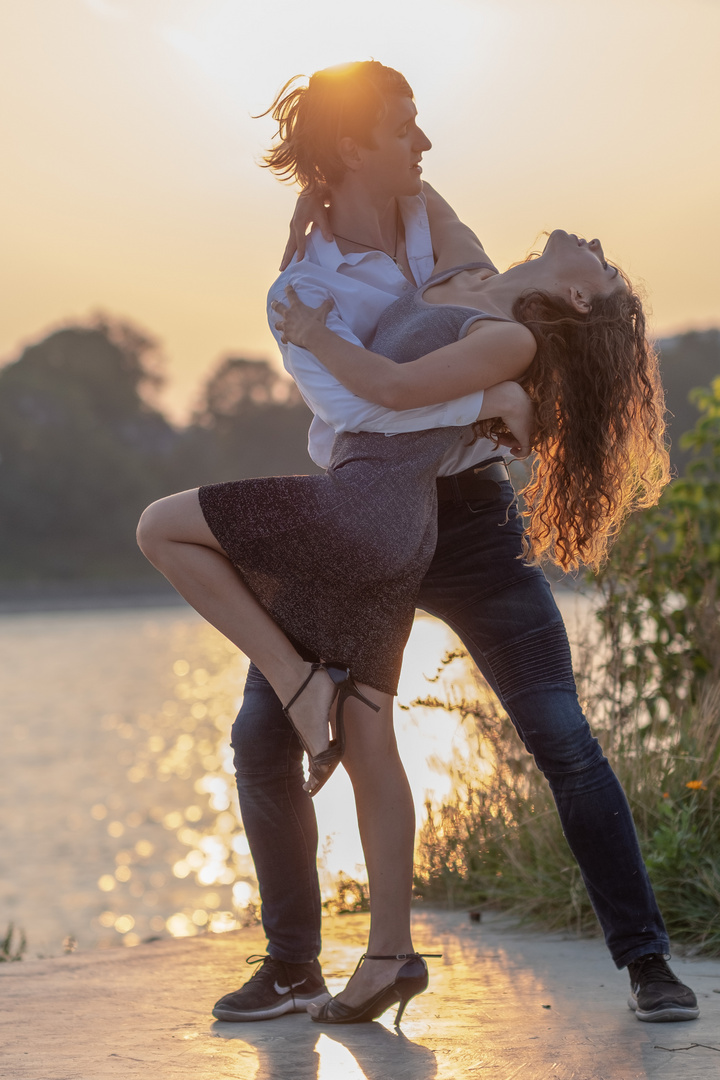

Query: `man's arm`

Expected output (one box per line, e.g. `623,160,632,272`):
423,182,498,278
268,273,486,435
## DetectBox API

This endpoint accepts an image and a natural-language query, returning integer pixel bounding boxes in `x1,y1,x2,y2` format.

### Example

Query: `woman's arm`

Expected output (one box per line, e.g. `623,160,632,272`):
423,182,497,278
278,188,332,271
273,286,536,411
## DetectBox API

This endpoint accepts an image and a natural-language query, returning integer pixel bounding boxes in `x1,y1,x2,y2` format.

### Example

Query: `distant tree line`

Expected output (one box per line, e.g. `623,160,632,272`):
0,317,319,583
0,316,717,585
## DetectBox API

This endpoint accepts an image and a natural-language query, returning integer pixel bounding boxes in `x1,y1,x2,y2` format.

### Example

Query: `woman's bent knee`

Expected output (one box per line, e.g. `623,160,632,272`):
137,489,224,564
136,499,168,560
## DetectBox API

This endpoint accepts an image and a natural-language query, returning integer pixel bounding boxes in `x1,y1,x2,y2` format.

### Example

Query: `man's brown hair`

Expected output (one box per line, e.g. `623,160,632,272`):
258,61,413,192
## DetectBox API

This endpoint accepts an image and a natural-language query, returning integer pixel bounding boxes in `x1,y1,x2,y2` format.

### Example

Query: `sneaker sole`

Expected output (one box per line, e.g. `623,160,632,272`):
213,989,331,1022
628,996,700,1023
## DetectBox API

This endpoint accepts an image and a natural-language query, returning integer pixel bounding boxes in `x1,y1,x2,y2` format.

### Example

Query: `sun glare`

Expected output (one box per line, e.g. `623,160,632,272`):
157,0,509,109
316,1034,366,1080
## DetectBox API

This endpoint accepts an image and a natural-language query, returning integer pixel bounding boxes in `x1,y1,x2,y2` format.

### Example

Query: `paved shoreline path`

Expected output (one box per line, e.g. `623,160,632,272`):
2,910,719,1079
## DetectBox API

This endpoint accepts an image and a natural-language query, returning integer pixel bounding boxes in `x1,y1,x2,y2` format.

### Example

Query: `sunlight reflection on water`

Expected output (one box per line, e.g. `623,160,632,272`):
0,591,594,955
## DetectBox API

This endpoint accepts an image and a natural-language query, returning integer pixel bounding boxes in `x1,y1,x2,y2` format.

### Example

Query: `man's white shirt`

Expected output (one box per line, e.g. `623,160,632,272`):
267,193,503,475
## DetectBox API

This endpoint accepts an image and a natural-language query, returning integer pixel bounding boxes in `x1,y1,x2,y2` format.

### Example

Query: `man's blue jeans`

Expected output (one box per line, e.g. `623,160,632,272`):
230,480,669,969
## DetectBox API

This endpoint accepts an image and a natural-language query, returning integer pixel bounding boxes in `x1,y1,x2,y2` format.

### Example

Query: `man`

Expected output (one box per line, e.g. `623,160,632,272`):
212,60,698,1025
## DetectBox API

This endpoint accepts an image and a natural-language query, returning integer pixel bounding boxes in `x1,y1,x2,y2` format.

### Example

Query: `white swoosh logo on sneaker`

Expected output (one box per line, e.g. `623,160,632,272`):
274,977,308,995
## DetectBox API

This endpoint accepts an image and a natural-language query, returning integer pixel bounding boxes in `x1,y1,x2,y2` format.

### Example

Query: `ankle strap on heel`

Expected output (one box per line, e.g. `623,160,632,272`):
362,952,442,960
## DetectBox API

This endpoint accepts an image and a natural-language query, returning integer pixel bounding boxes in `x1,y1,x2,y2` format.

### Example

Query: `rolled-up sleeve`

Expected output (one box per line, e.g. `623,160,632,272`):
268,279,484,435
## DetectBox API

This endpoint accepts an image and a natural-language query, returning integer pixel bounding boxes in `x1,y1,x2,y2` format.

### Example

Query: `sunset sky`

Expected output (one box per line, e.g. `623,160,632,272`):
3,0,719,420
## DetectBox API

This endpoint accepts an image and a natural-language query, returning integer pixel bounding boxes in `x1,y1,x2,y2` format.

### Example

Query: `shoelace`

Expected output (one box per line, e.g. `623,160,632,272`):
245,953,273,975
631,954,679,986
244,953,308,1005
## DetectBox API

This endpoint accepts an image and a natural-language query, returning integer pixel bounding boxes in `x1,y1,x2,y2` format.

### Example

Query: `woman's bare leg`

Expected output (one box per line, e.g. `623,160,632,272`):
137,489,336,759
310,691,417,1010
139,489,417,1003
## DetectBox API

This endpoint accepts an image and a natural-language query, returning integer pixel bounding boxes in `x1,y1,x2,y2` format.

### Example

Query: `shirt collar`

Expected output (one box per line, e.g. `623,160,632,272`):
304,193,430,278
305,230,349,270
305,229,384,272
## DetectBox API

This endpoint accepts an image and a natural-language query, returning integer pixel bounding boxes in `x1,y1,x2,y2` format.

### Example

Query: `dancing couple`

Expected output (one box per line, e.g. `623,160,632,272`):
137,61,699,1026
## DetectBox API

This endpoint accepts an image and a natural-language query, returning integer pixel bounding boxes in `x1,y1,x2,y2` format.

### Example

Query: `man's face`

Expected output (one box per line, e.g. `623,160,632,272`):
356,95,432,198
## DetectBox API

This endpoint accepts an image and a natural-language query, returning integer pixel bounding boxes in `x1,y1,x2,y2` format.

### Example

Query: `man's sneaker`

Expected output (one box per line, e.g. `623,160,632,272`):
627,953,699,1022
212,954,331,1021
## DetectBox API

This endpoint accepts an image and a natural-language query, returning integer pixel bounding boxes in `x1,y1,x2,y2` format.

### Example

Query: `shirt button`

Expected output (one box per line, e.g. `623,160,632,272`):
403,283,410,291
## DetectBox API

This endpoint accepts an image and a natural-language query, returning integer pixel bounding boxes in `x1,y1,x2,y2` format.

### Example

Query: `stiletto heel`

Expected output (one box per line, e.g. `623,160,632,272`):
394,995,410,1027
340,679,380,713
283,663,380,797
310,951,441,1027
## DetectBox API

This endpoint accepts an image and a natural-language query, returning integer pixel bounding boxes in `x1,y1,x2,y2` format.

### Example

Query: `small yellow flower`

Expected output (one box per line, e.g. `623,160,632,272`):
685,780,706,790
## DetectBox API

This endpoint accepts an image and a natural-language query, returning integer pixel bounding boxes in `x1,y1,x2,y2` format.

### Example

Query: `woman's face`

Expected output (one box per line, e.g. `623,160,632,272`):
540,229,625,301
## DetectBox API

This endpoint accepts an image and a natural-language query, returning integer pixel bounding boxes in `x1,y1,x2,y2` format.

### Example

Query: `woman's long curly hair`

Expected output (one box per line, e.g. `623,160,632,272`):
478,278,670,573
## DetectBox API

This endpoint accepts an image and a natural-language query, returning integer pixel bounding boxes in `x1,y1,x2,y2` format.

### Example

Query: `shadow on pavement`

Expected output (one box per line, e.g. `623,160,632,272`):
212,1014,438,1079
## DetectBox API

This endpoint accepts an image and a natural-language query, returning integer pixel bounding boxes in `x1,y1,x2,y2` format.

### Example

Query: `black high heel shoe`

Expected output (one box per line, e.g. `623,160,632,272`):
283,662,380,797
310,952,441,1027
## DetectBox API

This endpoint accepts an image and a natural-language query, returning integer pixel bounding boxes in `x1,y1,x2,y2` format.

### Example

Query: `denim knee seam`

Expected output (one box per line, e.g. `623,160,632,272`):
502,680,580,702
484,621,576,702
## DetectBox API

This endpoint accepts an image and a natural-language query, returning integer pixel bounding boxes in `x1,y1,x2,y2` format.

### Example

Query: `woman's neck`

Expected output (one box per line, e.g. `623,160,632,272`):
454,260,549,319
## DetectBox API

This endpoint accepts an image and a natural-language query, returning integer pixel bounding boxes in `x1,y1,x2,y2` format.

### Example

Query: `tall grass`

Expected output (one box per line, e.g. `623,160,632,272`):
414,379,720,956
0,923,27,962
413,641,720,954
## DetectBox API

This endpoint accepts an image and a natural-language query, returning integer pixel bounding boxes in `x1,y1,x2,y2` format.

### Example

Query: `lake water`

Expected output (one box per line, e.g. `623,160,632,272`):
0,593,593,956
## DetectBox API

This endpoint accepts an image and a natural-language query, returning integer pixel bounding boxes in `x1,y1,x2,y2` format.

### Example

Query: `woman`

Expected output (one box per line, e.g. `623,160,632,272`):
137,227,668,1024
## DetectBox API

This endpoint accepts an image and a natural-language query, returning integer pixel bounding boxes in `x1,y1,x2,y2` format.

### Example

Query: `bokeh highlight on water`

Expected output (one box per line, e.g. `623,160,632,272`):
0,607,472,954
1,596,590,955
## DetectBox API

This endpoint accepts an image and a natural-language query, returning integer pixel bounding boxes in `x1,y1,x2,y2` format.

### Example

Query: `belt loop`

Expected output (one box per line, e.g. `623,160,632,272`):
449,474,462,506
